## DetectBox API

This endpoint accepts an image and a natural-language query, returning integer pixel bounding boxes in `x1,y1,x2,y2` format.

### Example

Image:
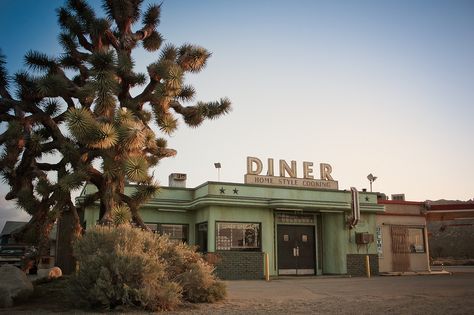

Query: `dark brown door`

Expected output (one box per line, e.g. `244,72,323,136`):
277,225,315,275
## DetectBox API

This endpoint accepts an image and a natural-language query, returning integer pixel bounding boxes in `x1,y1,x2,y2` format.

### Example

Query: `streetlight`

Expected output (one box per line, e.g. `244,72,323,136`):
214,163,221,181
367,173,377,192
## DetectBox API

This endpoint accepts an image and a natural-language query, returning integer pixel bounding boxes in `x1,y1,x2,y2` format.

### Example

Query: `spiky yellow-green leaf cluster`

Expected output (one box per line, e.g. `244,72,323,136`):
66,107,97,141
111,204,132,226
124,155,149,183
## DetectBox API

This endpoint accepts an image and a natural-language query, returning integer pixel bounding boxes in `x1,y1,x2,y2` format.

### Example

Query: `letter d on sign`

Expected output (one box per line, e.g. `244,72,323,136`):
247,157,263,175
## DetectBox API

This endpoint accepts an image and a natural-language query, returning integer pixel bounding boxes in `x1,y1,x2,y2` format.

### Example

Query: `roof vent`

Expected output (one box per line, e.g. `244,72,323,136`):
391,194,405,201
169,173,187,188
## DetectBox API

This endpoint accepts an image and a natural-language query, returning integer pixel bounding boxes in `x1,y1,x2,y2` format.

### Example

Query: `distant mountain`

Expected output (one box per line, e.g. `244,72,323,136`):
427,199,474,205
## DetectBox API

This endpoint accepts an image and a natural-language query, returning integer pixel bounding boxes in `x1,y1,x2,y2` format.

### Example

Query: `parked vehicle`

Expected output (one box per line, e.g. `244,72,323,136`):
0,245,38,273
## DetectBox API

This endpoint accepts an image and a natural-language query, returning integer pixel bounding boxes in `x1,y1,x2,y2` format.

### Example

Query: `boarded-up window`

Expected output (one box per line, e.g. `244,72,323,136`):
391,226,409,271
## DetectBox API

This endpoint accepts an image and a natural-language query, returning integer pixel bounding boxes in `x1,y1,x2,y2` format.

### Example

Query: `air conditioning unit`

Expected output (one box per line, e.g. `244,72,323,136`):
355,232,374,244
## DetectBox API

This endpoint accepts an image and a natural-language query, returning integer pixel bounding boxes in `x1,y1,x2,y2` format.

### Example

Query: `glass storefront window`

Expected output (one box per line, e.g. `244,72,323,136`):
408,228,425,253
216,222,260,251
157,224,188,243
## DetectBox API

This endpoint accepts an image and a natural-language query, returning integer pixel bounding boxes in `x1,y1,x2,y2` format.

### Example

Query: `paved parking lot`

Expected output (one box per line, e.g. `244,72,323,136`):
174,271,474,314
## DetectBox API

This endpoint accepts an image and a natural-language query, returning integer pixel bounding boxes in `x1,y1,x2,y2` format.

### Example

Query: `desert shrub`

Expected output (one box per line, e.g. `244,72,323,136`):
177,260,227,302
69,225,225,311
161,243,227,302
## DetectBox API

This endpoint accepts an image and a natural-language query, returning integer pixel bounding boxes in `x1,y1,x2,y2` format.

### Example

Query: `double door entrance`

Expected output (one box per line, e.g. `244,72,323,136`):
277,225,316,275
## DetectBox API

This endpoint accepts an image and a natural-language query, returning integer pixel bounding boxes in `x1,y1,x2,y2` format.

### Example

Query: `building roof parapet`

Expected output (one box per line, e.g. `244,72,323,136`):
77,181,384,213
377,200,424,205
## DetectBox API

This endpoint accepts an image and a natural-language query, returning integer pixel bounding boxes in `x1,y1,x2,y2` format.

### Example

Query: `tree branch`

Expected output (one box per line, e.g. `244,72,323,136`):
119,193,150,231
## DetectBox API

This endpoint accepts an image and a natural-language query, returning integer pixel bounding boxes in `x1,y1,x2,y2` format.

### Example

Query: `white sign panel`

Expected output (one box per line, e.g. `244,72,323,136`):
376,226,383,257
244,157,338,190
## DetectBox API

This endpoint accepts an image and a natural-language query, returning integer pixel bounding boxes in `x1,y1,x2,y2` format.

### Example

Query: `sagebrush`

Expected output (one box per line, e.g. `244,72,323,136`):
69,225,226,311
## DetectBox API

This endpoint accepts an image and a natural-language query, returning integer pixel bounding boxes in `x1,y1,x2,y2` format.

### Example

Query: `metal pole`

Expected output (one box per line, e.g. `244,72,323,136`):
365,255,371,278
370,181,373,192
264,252,270,281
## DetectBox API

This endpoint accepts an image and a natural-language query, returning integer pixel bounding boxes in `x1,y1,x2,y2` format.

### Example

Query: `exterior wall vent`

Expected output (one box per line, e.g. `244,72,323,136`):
169,173,187,188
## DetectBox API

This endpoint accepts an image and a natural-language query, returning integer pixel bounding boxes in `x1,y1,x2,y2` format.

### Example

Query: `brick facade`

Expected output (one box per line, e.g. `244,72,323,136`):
346,254,379,276
213,251,264,280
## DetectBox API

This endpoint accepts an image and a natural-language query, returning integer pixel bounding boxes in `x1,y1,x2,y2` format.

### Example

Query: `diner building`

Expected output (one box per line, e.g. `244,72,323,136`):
79,157,385,279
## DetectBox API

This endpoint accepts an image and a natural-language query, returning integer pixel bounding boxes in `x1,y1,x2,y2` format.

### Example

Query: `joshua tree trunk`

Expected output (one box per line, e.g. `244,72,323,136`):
99,178,118,225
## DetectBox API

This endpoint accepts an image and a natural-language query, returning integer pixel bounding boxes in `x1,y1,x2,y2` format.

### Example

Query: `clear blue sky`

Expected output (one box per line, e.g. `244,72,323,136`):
1,0,473,228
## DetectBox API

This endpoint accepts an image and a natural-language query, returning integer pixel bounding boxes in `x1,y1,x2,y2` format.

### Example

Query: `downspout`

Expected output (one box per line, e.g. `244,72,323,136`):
349,187,360,228
423,201,431,272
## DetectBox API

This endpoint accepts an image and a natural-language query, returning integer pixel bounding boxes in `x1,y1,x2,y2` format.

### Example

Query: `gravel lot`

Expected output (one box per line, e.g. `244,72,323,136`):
2,270,473,314
171,271,474,315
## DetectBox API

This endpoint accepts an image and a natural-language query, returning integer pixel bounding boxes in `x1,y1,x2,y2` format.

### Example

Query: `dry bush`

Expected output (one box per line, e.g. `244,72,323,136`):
69,225,225,311
161,243,227,303
69,225,181,311
177,260,227,303
204,252,222,266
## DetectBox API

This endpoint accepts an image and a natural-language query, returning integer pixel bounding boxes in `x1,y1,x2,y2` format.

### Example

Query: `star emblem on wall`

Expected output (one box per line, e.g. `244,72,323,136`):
219,187,226,194
365,196,370,202
233,188,239,194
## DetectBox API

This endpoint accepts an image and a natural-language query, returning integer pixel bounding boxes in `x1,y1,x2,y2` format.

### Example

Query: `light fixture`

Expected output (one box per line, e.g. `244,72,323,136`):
214,163,221,181
367,173,378,192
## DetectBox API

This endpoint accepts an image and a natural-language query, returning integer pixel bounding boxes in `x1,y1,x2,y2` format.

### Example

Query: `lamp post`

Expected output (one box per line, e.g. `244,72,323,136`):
367,173,377,192
214,163,221,181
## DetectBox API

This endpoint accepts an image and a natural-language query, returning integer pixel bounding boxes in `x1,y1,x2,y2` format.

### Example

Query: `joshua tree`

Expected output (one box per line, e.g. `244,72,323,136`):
0,0,231,249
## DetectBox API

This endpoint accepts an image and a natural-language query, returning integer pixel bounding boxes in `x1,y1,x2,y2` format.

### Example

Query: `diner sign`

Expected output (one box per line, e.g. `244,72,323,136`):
244,157,338,190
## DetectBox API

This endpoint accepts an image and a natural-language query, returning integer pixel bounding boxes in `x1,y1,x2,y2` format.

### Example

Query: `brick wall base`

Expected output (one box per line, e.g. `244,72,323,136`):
346,254,379,276
213,251,264,280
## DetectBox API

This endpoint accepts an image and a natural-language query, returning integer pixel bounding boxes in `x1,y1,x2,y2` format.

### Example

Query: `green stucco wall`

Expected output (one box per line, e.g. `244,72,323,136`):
322,213,347,274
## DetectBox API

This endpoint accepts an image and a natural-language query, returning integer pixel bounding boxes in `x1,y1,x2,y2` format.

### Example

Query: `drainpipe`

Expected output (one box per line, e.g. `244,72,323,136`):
424,226,431,272
423,201,431,272
349,187,360,228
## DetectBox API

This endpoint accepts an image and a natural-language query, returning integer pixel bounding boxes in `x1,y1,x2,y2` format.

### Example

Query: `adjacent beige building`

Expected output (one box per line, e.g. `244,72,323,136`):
376,200,430,273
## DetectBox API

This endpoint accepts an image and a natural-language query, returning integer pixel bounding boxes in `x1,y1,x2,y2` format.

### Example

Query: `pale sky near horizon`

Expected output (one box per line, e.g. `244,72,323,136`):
0,0,473,229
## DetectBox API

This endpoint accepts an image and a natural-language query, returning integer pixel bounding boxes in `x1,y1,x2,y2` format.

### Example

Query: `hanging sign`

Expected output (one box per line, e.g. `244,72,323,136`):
244,157,338,190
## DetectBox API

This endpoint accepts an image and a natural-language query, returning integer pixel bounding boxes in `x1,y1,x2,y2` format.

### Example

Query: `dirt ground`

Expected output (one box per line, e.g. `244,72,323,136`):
2,271,474,314
170,272,474,315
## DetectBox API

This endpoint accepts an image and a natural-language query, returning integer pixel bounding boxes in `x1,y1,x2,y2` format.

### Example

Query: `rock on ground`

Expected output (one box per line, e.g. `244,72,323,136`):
0,264,33,308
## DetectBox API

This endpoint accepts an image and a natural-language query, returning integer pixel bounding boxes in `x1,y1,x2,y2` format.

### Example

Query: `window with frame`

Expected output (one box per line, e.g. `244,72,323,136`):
216,222,260,251
145,223,158,233
157,224,188,243
407,228,425,253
